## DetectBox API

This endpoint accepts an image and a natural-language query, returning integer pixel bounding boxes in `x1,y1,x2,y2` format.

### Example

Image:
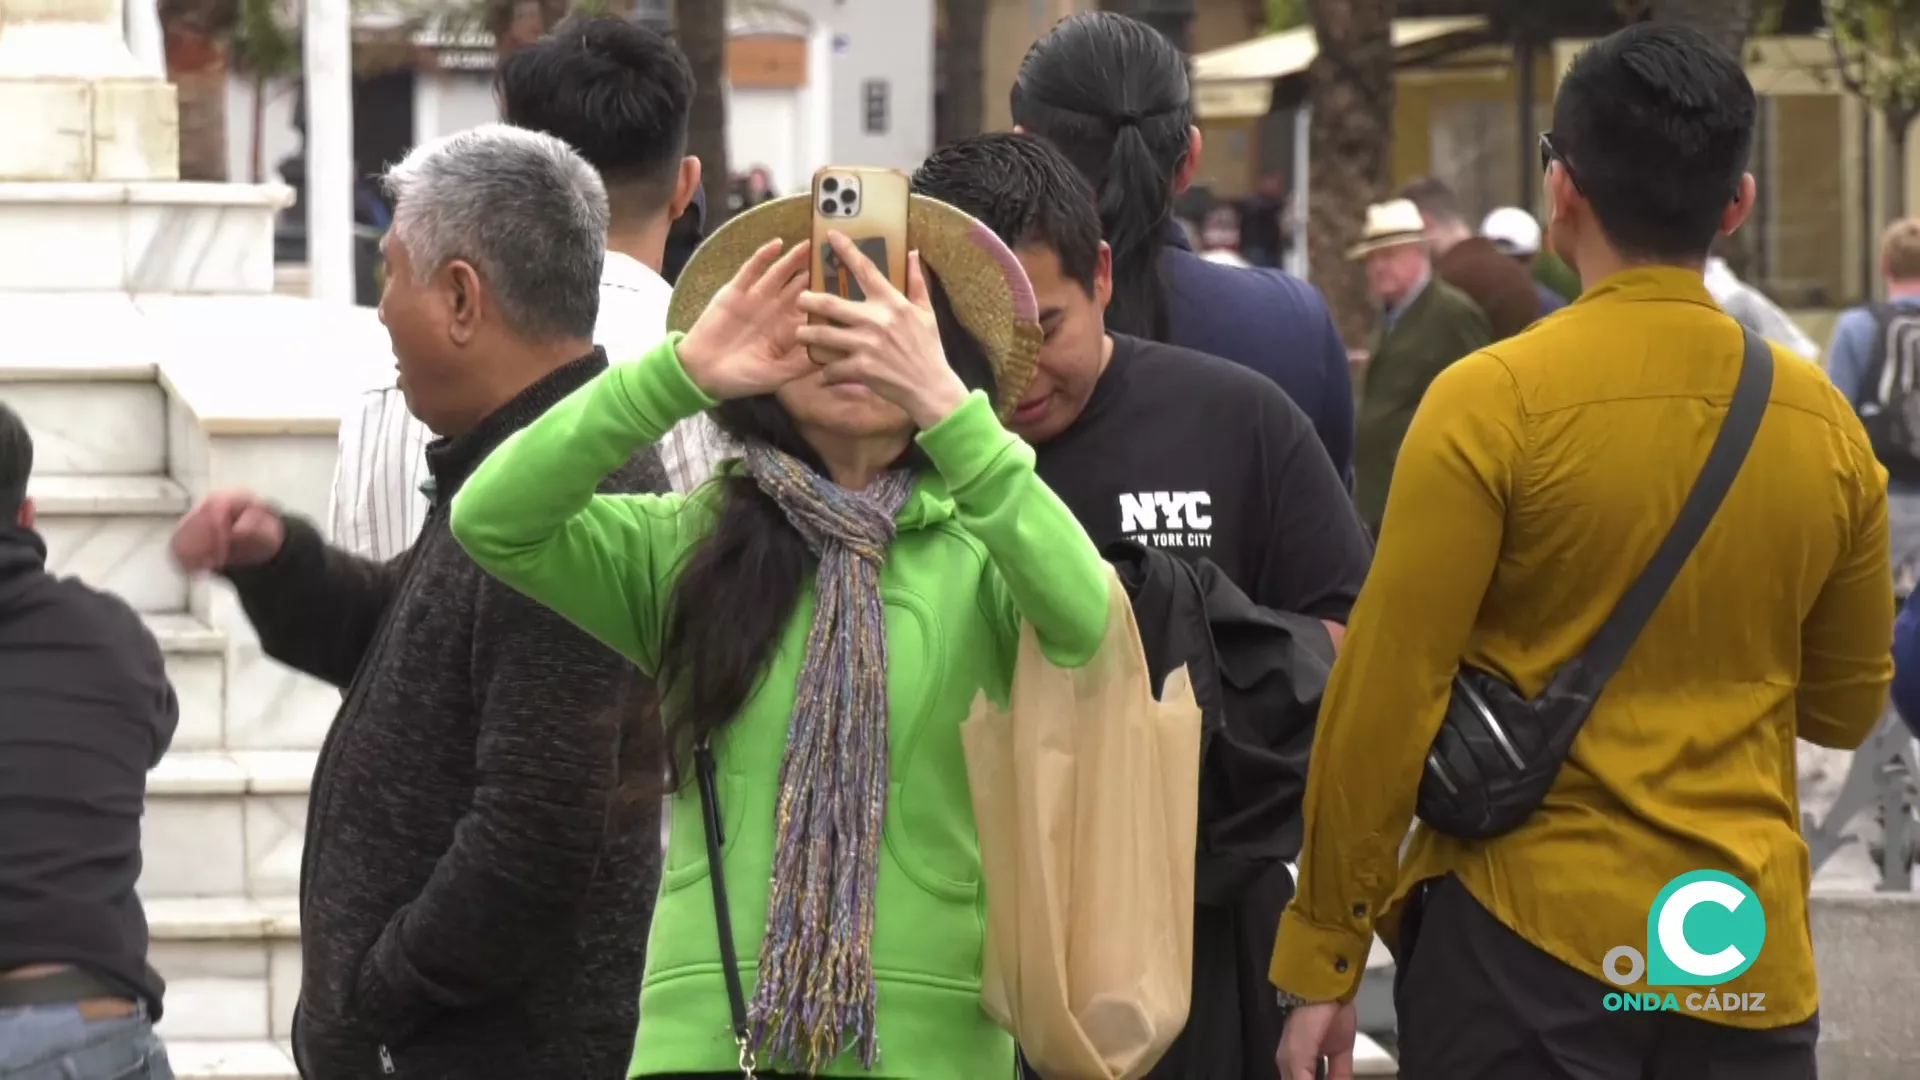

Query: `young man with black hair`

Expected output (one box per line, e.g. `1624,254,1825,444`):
913,134,1371,618
330,16,728,559
1273,25,1888,1080
911,132,1375,1078
0,403,179,1077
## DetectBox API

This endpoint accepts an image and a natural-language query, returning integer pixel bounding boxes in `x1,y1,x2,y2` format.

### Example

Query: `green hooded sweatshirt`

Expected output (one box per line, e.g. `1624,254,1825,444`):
450,334,1111,1078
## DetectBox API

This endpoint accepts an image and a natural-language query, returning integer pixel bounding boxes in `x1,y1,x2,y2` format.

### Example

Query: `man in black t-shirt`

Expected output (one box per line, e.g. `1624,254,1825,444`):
913,133,1376,1080
912,134,1372,626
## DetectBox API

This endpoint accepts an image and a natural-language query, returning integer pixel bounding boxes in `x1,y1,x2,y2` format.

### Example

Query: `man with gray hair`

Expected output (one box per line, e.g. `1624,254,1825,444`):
331,16,724,560
168,124,665,1079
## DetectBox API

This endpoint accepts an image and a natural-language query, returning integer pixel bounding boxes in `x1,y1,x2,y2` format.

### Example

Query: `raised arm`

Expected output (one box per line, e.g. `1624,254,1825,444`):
916,392,1109,668
219,513,403,689
450,336,706,674
454,236,820,671
793,237,1108,668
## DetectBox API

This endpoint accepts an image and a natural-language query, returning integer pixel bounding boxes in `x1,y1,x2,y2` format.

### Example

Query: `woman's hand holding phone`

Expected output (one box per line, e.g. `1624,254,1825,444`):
796,232,970,430
677,238,815,401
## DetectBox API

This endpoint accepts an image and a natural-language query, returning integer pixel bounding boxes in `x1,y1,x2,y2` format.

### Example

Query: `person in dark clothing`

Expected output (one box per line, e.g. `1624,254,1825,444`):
1895,588,1920,738
662,182,705,285
913,131,1374,1080
1239,173,1289,268
0,404,178,1079
1010,11,1357,485
169,127,664,1080
1401,176,1542,341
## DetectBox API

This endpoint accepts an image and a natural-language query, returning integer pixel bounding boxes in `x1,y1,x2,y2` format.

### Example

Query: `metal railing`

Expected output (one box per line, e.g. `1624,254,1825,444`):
1803,713,1920,892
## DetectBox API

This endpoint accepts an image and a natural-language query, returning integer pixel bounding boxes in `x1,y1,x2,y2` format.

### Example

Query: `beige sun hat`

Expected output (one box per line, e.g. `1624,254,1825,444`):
1346,198,1430,260
666,193,1045,420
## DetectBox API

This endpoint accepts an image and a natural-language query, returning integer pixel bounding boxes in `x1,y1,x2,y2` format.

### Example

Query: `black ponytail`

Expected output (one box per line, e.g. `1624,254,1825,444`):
625,278,997,796
1010,11,1194,342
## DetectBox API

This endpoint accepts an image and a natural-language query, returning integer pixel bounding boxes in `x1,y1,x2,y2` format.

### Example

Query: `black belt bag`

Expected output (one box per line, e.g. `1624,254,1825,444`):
1417,325,1774,841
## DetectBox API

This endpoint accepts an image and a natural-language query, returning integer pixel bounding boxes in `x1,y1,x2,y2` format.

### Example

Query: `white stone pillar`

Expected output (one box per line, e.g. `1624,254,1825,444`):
123,0,162,77
303,0,355,304
0,0,179,180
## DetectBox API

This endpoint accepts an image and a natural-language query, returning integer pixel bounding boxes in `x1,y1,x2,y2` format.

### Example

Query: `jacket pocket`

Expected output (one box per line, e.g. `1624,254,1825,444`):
295,999,395,1078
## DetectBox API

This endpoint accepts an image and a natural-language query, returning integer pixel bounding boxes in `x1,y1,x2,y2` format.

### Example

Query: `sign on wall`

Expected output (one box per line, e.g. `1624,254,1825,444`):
863,79,889,136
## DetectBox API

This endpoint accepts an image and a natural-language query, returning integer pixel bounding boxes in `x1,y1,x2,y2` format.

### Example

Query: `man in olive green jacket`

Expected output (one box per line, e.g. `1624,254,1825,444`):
1348,198,1494,534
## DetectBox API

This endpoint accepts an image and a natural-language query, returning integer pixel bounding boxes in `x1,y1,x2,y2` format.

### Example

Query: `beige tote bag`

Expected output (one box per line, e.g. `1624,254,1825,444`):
963,570,1202,1080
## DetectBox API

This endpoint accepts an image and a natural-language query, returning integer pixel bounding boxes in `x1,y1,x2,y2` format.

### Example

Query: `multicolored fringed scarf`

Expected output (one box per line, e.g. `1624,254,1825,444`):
741,444,916,1074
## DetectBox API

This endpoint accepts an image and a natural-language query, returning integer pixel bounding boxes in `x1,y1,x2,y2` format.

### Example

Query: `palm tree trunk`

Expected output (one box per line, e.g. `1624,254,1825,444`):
937,0,988,144
1304,0,1395,349
250,73,268,182
676,0,731,227
160,0,241,181
1890,115,1912,221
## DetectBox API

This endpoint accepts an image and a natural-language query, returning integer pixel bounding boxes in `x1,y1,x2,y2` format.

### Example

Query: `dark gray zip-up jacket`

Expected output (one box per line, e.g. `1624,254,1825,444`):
224,353,663,1079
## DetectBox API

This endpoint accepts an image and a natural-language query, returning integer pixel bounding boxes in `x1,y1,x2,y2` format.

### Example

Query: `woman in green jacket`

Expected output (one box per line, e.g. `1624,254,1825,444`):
451,230,1111,1079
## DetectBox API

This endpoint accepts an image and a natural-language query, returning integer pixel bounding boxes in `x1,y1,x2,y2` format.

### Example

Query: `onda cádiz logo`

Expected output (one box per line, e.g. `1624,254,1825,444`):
1601,870,1769,1015
1118,491,1214,549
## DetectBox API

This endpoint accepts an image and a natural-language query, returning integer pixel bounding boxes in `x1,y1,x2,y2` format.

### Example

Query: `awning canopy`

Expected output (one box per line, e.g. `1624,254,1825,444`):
1192,16,1489,121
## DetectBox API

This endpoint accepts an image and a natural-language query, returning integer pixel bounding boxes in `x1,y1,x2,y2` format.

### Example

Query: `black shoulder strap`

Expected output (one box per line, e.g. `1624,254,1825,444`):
1862,303,1900,407
1552,326,1773,697
695,742,759,1077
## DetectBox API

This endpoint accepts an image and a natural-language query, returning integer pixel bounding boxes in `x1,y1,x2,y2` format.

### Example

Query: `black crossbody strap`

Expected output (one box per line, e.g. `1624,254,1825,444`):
1551,326,1773,697
695,742,758,1078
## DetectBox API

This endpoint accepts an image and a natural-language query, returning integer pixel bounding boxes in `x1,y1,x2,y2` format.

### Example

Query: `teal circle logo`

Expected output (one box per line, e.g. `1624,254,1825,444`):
1645,870,1766,987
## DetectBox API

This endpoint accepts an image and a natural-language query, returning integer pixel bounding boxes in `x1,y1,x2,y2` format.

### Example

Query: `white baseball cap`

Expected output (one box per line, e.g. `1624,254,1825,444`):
1482,207,1542,256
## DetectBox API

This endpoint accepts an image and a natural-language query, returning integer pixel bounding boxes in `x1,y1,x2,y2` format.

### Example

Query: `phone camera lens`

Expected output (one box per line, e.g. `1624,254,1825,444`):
820,199,837,215
821,177,839,194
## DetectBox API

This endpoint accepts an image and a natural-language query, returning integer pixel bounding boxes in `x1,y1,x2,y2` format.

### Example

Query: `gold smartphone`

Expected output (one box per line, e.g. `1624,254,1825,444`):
809,166,911,363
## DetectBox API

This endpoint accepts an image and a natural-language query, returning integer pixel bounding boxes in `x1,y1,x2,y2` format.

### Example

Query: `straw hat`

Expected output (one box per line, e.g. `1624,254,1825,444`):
666,194,1044,420
1346,198,1429,259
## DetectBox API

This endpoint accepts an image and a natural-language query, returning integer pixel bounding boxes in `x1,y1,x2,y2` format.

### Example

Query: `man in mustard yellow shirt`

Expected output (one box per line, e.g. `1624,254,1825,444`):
1272,24,1891,1080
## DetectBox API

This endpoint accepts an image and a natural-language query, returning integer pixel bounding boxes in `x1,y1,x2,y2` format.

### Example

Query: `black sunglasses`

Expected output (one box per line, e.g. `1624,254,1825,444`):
1539,131,1580,190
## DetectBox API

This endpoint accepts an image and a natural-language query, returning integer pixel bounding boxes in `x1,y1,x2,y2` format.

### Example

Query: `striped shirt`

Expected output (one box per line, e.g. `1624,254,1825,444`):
329,252,732,559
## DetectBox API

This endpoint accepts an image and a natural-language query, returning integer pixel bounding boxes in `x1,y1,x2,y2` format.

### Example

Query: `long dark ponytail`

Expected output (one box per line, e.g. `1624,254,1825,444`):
1010,11,1193,342
619,279,998,797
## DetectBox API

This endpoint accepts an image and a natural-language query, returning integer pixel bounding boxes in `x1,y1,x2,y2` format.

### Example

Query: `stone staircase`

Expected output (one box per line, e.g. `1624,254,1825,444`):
13,342,337,1076
5,280,389,1077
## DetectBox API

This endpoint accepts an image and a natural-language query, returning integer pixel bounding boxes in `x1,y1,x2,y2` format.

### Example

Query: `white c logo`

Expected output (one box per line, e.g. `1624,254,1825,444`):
1656,879,1748,978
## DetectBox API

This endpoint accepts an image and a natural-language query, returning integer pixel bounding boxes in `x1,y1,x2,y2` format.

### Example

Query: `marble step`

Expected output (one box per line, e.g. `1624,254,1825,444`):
164,1040,297,1080
1354,1033,1398,1075
0,355,168,475
147,612,229,752
0,183,289,294
144,750,312,901
148,897,299,1045
31,472,189,613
